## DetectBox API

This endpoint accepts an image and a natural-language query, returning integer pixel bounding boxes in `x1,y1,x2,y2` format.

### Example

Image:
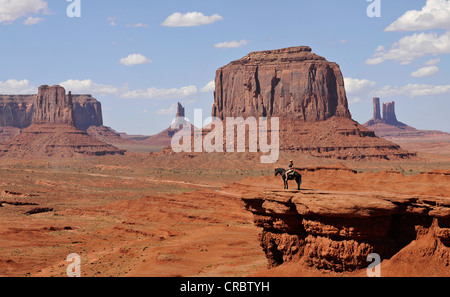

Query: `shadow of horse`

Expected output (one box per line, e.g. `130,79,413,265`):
275,168,302,190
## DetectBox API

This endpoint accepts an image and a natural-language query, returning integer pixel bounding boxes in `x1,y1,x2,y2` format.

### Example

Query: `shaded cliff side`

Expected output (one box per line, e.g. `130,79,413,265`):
0,92,103,131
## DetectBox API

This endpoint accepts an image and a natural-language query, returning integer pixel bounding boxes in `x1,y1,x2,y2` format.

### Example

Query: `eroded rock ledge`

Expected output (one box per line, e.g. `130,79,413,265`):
242,190,450,272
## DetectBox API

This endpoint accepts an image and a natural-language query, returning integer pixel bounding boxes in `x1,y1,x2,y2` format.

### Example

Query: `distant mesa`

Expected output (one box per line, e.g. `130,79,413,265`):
364,97,450,146
0,85,125,158
365,98,406,127
0,87,103,131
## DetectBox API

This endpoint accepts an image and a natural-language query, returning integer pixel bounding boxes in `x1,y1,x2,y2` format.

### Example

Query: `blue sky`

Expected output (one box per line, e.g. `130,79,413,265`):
1,0,449,134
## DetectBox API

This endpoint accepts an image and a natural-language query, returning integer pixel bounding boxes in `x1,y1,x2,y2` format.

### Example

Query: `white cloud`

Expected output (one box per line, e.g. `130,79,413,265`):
127,23,149,28
214,40,249,49
411,66,439,77
121,85,197,100
162,12,223,27
385,0,450,32
156,103,178,115
344,78,377,103
1,78,199,102
0,79,36,94
344,78,376,94
366,31,450,65
329,39,348,45
23,16,44,25
59,79,120,95
376,83,450,98
0,0,48,25
106,17,117,26
425,58,441,65
374,45,385,52
200,81,215,93
119,54,152,66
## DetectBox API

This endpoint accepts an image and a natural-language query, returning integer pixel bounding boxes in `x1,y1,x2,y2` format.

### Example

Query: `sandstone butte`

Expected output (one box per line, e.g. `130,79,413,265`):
0,85,125,158
213,46,351,121
364,97,450,141
0,88,103,132
161,46,414,161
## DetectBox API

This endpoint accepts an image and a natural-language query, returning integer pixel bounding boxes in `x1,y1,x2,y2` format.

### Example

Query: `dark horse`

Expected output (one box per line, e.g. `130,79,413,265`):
275,168,302,190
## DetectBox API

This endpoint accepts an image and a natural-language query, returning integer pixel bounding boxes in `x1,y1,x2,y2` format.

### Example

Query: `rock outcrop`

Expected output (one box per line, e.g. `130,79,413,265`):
373,97,381,121
33,85,74,126
241,168,450,272
382,101,400,126
212,46,351,121
176,102,185,118
365,98,405,127
364,98,450,154
72,94,103,131
0,85,125,157
207,46,415,160
143,102,193,147
0,92,103,131
0,95,34,128
0,124,126,157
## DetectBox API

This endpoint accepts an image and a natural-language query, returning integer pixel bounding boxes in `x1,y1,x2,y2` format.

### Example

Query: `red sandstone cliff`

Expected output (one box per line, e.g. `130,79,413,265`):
207,46,414,160
364,98,450,155
33,85,74,126
0,92,103,131
0,85,125,157
212,46,351,121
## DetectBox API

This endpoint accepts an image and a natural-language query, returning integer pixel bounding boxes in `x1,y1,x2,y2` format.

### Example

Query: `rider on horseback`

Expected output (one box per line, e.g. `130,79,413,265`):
286,160,295,177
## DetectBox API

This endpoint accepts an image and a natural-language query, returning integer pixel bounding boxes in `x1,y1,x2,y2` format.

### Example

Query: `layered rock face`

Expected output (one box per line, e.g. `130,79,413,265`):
209,46,414,160
0,85,125,157
0,95,34,128
382,101,399,126
373,97,381,121
33,85,74,126
364,98,450,150
365,98,405,127
0,93,103,131
212,46,351,121
72,94,103,131
0,124,126,157
242,169,450,272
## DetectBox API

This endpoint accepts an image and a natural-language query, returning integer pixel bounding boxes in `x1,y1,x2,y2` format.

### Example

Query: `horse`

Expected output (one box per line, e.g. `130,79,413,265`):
275,168,302,190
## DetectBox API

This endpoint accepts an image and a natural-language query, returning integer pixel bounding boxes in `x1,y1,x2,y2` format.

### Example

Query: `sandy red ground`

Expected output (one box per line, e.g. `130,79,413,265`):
0,143,449,277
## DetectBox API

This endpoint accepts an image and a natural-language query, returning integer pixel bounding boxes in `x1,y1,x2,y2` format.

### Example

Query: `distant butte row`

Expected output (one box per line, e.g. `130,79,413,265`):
0,46,443,160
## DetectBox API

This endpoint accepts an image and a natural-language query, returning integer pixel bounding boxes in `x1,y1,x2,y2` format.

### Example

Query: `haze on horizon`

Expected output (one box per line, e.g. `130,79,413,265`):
0,0,449,135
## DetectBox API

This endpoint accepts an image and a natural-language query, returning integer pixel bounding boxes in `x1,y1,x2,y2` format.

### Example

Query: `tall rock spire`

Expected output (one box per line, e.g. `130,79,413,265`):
176,102,185,118
382,101,399,126
373,97,381,120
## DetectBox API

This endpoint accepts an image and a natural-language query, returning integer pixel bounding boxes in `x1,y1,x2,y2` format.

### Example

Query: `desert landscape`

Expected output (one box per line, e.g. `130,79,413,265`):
0,45,449,278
